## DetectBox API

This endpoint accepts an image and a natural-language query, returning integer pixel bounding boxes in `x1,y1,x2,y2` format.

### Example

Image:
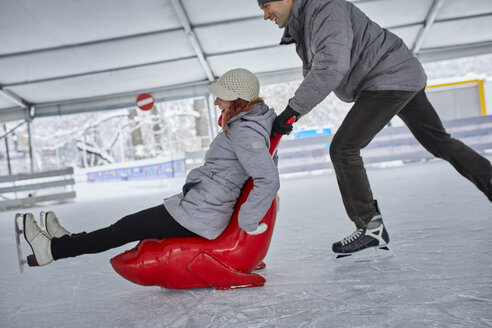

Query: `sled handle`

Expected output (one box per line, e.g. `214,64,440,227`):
269,116,296,154
285,116,296,125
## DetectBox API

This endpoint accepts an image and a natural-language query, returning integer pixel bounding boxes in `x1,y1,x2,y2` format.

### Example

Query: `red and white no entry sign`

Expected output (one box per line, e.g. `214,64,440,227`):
136,93,154,111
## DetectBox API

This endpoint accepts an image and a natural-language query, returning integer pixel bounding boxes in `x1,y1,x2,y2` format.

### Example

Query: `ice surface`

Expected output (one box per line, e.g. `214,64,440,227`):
1,156,491,328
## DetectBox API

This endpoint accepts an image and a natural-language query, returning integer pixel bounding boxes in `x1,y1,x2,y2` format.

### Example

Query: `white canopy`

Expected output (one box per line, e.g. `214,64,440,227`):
1,0,491,122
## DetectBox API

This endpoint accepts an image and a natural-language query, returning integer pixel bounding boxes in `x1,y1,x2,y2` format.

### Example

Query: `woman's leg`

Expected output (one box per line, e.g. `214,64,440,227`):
51,204,197,260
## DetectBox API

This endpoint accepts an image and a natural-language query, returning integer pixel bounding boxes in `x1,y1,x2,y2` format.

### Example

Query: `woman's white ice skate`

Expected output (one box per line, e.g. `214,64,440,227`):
22,213,53,267
41,211,71,238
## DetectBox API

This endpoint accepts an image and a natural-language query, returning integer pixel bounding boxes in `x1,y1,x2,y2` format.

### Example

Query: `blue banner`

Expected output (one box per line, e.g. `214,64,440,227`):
87,159,186,182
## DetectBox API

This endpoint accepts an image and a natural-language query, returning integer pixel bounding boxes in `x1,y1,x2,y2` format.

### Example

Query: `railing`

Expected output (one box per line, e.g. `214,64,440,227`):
0,167,76,209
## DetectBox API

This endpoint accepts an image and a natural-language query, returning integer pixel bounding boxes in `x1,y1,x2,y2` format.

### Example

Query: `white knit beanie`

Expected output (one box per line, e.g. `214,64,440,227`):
208,68,260,102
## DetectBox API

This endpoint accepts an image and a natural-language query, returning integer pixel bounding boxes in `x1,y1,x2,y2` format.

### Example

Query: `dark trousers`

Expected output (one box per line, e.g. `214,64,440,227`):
330,89,492,228
51,204,197,260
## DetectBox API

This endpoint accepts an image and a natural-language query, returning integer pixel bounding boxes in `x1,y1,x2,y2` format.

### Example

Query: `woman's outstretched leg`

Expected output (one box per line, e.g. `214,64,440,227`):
51,204,197,260
24,204,197,265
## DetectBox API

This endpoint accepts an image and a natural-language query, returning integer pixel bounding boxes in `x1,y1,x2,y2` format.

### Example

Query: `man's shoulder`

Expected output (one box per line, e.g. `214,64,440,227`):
301,0,349,20
304,0,347,10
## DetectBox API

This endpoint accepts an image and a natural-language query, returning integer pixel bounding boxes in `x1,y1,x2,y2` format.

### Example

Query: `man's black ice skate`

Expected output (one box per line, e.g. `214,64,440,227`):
332,206,392,263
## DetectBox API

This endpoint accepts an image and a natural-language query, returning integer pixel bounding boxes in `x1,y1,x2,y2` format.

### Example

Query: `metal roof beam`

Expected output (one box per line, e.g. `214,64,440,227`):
412,0,444,55
0,28,182,59
171,0,215,82
4,44,281,87
417,40,492,63
387,12,492,31
0,88,29,109
3,43,286,88
0,88,36,121
3,55,196,88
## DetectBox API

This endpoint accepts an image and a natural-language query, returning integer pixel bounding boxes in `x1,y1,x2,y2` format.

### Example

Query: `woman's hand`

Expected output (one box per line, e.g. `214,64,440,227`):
246,223,268,235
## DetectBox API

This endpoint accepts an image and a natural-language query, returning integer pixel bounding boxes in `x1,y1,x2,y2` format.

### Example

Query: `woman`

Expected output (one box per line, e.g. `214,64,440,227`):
23,68,280,267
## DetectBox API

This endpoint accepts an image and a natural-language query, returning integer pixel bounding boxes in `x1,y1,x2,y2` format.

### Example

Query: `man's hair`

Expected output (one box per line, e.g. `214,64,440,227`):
258,0,282,7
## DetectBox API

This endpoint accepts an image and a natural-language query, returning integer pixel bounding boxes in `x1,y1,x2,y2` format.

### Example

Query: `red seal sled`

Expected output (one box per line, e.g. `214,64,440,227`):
110,117,296,290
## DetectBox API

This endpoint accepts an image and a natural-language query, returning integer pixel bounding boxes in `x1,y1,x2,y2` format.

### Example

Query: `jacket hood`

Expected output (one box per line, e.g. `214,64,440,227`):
226,102,277,137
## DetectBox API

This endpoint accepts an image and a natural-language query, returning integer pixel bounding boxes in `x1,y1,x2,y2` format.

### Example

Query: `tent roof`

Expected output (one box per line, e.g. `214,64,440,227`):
1,0,491,122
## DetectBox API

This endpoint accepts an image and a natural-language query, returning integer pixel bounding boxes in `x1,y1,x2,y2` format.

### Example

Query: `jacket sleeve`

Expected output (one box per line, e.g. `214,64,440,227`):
230,125,280,232
289,1,352,115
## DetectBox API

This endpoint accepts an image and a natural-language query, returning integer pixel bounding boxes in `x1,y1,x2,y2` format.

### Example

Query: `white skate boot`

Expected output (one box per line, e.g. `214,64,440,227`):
42,211,71,238
23,213,53,266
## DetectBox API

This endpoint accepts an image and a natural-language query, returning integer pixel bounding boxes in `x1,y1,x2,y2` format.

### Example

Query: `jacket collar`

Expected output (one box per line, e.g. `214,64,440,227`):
280,0,305,45
225,103,267,127
226,111,248,126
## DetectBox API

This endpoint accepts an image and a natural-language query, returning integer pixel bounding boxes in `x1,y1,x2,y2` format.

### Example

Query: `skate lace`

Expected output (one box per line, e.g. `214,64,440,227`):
27,217,52,240
40,229,52,239
340,229,363,246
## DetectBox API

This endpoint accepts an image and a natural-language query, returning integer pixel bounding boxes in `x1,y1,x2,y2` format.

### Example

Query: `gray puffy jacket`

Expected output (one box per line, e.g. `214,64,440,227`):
164,103,279,240
282,0,427,115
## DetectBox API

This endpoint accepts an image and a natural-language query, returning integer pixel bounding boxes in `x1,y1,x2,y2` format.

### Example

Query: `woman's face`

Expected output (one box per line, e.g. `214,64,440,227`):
214,97,233,115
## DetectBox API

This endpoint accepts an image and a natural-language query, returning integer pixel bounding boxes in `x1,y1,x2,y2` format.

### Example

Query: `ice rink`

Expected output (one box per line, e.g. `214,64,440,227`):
1,156,491,328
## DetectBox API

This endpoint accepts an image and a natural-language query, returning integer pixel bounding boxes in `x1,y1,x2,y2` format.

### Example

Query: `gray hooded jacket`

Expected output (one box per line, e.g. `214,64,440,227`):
283,0,427,115
164,103,279,240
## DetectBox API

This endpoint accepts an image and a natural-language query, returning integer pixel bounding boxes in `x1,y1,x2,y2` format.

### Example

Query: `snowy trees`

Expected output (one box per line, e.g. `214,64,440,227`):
0,98,204,174
261,80,352,132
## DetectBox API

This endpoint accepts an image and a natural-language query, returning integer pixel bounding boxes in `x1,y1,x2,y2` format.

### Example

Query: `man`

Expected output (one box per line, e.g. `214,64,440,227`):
258,0,492,260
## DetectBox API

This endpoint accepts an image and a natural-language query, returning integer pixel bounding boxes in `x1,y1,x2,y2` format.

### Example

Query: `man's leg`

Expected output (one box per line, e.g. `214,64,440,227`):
51,204,197,260
397,89,492,201
330,90,417,228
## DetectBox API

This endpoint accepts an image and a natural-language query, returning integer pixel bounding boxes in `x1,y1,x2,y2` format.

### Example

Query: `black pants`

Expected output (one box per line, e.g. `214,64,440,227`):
330,89,492,228
51,205,197,260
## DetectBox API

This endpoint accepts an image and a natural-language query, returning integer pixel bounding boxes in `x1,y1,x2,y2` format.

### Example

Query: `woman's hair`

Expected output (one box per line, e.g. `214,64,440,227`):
221,97,264,135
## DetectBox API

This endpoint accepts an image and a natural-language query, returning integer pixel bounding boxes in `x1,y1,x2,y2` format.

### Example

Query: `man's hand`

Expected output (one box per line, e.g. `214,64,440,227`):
246,223,268,235
272,105,300,136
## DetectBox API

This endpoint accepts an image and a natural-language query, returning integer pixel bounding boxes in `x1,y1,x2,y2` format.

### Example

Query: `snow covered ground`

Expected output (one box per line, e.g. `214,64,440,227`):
1,156,491,328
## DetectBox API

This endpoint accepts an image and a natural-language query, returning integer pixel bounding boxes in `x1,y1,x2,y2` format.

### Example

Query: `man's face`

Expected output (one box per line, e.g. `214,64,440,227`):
261,0,294,29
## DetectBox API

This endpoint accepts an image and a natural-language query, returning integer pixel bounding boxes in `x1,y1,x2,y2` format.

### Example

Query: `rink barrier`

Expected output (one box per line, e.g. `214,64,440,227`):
361,115,492,164
185,150,207,172
85,157,186,182
0,167,76,209
276,115,492,174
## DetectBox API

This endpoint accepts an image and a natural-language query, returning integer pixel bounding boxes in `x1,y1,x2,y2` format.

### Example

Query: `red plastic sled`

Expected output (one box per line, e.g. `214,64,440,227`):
110,117,295,290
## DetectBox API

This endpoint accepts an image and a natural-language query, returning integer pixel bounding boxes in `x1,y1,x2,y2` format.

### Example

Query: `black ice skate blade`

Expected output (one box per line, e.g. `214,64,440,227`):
332,245,393,264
